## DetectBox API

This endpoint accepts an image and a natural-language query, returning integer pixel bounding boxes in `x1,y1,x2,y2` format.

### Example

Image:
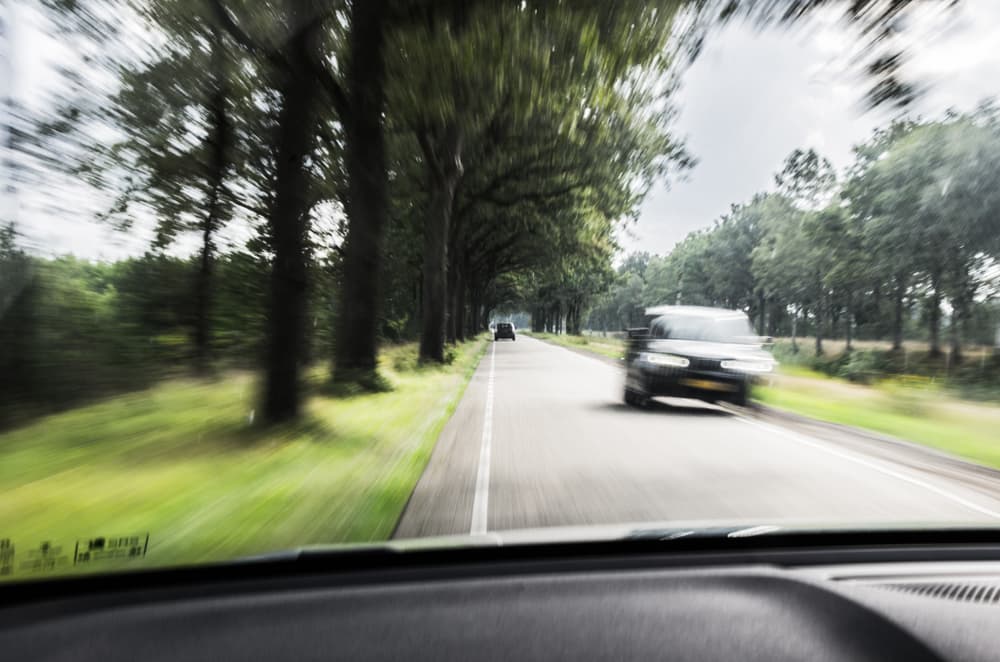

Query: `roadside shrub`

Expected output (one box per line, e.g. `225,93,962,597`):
836,350,883,384
390,346,420,372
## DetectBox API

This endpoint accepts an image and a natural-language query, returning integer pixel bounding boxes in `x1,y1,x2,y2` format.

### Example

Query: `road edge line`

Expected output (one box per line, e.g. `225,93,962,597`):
733,413,1000,521
470,341,497,534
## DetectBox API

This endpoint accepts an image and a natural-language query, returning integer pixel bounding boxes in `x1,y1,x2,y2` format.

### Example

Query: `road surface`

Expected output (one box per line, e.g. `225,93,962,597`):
395,335,1000,538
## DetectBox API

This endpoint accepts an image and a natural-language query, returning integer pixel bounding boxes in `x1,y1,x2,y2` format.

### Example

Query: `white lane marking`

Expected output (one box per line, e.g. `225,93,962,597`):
734,414,1000,520
470,341,497,535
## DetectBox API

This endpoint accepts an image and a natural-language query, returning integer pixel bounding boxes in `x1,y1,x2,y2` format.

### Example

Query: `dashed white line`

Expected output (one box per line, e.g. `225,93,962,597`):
734,414,1000,520
470,341,497,535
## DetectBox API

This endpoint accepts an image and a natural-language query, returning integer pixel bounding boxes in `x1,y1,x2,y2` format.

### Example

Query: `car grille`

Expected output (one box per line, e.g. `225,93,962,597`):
688,357,721,371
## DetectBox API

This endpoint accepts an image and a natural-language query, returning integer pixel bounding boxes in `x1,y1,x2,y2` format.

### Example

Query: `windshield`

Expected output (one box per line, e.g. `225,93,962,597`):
3,0,1000,582
651,314,754,343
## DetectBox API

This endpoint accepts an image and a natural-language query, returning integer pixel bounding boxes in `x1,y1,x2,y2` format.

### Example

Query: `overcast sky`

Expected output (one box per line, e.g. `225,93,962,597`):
7,1,1000,260
622,0,1000,256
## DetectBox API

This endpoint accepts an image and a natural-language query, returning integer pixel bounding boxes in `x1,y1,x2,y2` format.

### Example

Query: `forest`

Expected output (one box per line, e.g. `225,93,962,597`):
584,115,1000,363
1,0,966,427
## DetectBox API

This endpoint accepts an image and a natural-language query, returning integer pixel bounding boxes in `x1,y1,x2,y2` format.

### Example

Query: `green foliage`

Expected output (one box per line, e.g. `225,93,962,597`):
836,350,883,384
0,337,487,579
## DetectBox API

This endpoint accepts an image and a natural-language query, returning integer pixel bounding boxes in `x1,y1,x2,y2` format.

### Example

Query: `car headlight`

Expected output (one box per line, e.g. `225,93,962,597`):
721,359,774,373
642,353,690,368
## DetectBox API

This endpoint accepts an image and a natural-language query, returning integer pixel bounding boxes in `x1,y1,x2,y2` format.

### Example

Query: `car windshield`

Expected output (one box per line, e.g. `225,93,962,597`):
4,0,1000,582
651,314,754,343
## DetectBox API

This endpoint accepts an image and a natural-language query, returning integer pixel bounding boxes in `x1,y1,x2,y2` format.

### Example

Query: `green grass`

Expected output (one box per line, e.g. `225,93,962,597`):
0,337,487,581
527,331,625,360
757,370,1000,469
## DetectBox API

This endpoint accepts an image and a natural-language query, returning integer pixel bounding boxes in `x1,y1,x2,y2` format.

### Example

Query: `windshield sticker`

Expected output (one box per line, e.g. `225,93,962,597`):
20,541,71,574
74,534,149,566
0,539,13,577
0,535,150,577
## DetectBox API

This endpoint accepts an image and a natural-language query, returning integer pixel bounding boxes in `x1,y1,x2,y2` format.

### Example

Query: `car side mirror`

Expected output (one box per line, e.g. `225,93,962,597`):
626,327,650,339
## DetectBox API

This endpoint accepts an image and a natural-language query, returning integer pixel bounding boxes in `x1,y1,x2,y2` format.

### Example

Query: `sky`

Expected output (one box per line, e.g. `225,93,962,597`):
621,0,1000,256
7,1,1000,260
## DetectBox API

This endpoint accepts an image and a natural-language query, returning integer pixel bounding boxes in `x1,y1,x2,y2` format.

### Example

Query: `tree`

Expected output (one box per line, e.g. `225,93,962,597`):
90,1,250,374
751,195,813,353
387,0,688,360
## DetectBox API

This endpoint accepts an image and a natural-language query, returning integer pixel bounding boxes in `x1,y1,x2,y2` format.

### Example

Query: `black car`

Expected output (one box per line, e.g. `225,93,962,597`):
495,322,516,341
624,306,774,408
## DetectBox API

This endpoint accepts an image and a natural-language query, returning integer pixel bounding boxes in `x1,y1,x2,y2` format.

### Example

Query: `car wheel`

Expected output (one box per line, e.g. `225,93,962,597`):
494,334,499,341
624,388,649,409
512,336,516,341
730,387,749,407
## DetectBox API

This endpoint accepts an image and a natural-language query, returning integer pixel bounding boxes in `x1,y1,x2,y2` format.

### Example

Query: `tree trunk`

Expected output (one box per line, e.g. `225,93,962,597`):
791,308,798,353
928,272,942,357
844,294,853,352
756,291,765,336
261,29,318,423
454,266,467,342
814,299,824,356
445,262,458,345
194,31,231,375
419,124,463,363
334,0,387,384
468,282,482,336
950,300,964,364
892,276,906,351
194,219,215,375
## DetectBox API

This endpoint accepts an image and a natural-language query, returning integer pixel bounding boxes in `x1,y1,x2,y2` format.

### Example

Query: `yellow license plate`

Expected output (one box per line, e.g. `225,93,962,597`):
680,378,736,393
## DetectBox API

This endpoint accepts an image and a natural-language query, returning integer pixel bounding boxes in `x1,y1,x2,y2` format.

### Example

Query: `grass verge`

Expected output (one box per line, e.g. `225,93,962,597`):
526,331,625,361
757,370,1000,469
0,336,487,581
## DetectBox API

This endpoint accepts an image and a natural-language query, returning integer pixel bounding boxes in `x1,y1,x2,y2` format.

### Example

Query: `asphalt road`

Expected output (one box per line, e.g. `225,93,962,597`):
395,335,1000,538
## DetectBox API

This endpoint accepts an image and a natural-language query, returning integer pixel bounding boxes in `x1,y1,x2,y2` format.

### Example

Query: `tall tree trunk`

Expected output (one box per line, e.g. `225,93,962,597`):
950,299,964,364
194,219,215,374
445,262,457,344
845,296,853,352
334,0,387,384
261,27,318,423
194,30,231,375
814,298,824,356
892,276,906,351
756,291,766,336
455,266,467,342
928,272,942,357
418,124,463,363
468,281,482,336
791,307,798,353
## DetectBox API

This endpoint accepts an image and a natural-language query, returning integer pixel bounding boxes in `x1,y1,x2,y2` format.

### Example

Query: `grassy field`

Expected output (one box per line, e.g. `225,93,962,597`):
756,371,1000,469
526,331,625,360
0,338,486,580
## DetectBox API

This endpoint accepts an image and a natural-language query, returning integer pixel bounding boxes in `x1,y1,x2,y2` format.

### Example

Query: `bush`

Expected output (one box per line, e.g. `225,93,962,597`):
836,350,883,384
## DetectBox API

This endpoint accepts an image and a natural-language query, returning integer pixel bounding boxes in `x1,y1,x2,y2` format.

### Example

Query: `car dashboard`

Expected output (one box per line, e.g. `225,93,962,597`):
3,535,1000,661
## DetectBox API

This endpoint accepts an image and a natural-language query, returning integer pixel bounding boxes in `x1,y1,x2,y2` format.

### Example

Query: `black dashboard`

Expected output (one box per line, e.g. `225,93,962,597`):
4,534,1000,661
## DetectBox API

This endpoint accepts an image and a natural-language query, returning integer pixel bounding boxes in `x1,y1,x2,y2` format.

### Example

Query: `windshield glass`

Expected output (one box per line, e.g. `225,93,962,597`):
3,0,1000,582
651,314,754,343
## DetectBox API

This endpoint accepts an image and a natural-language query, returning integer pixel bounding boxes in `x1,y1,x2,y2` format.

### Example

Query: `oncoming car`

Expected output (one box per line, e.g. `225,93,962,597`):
623,306,775,408
495,322,516,341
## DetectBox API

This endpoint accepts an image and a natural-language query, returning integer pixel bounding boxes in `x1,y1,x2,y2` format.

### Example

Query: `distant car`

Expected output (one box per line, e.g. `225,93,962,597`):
623,305,775,408
495,322,516,341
